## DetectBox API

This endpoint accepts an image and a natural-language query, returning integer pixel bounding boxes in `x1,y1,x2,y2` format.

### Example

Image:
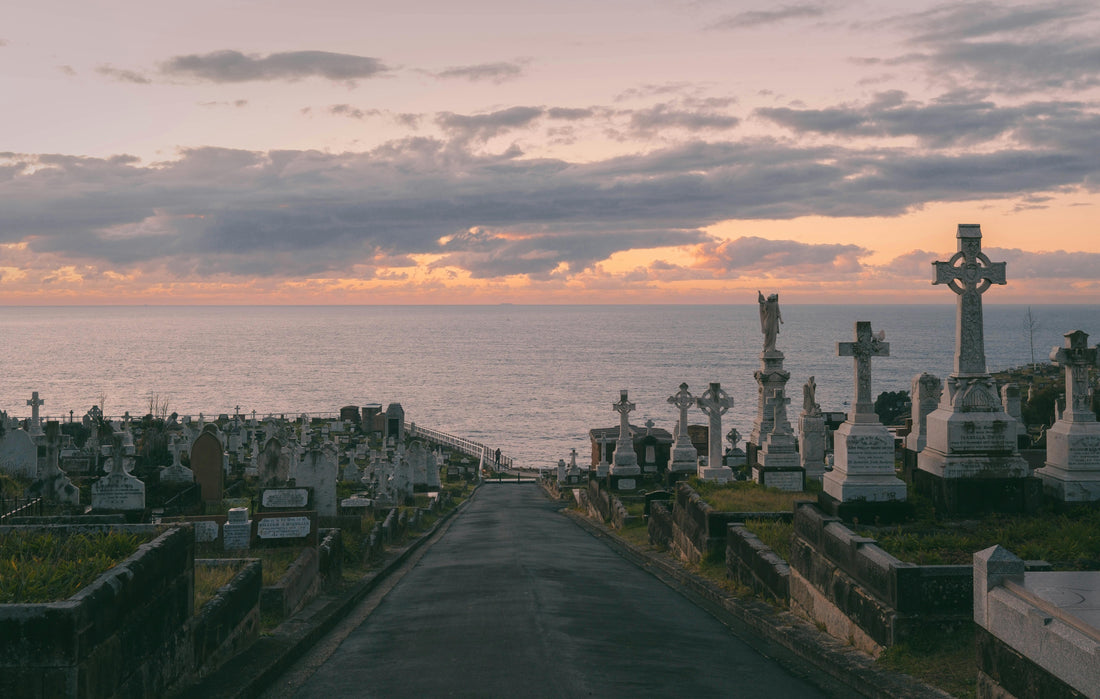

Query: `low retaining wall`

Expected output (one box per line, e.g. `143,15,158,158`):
0,524,194,698
261,547,320,618
586,480,612,522
789,503,972,653
189,559,262,680
726,524,790,602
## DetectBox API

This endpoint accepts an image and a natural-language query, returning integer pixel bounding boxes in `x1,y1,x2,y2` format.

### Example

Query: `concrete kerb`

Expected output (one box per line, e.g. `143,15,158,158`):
183,485,482,699
560,508,951,699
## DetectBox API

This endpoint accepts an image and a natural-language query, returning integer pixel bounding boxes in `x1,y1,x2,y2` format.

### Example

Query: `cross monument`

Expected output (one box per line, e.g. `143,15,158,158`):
933,224,1005,376
26,391,44,435
697,382,732,471
611,390,639,473
837,322,889,422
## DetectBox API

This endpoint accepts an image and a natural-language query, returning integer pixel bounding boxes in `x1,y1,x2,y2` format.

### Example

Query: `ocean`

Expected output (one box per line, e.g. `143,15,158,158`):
3,304,1097,468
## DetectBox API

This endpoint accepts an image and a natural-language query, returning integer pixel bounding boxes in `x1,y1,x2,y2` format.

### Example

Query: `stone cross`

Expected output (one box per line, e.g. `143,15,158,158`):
726,427,740,449
26,391,44,435
697,382,732,466
933,224,1006,376
770,389,792,435
612,390,636,450
668,383,695,443
838,321,889,422
169,434,184,467
1051,330,1099,423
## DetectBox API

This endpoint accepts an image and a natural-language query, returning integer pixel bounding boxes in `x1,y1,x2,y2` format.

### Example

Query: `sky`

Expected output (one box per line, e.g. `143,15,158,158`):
2,0,1099,305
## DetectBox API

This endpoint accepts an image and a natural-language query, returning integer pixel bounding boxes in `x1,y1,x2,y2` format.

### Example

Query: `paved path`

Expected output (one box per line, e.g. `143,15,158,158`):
266,485,830,698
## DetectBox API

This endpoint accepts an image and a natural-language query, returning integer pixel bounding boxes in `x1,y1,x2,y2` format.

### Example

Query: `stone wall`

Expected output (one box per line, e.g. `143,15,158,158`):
586,480,612,522
188,559,262,681
789,504,972,652
647,500,674,549
668,482,746,563
726,524,790,602
0,524,194,698
261,547,320,618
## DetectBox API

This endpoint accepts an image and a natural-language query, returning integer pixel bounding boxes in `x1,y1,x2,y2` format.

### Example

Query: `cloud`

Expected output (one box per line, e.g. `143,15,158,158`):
880,1,1100,94
988,247,1100,280
435,106,544,142
329,104,380,120
707,4,825,30
161,49,389,84
628,103,740,135
432,61,525,83
96,64,152,84
754,91,1096,147
691,236,868,276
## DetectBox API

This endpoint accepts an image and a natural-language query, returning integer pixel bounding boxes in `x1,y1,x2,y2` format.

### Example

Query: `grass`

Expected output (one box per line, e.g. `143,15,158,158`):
688,478,816,513
205,546,301,586
876,624,976,699
0,530,151,603
0,473,30,499
742,518,794,562
194,561,243,611
860,506,1100,569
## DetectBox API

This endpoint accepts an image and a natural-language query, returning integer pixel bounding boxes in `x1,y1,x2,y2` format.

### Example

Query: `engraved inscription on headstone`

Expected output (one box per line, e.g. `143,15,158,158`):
193,520,219,543
262,488,310,509
257,516,312,539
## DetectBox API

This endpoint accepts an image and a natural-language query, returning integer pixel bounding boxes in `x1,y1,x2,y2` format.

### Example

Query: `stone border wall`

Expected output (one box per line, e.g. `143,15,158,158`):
586,480,611,522
189,559,262,681
726,524,790,602
789,503,972,652
0,524,194,698
261,547,320,618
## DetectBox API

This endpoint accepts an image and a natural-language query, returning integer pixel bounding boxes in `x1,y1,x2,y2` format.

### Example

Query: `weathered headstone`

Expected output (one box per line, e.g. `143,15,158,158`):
298,446,338,517
1000,383,1027,446
161,434,194,484
905,373,943,454
610,390,640,477
798,376,826,480
823,322,906,507
91,435,145,511
697,382,733,483
259,437,288,486
191,431,224,503
667,383,699,475
0,427,37,479
223,507,252,550
26,391,44,437
1035,330,1100,501
753,389,803,490
916,225,1035,513
28,421,79,505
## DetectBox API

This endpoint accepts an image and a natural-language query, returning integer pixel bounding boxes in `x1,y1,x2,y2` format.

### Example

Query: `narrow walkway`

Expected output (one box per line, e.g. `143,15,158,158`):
266,485,830,698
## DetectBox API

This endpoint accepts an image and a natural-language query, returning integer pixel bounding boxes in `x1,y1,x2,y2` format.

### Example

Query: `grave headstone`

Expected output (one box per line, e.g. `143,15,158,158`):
823,322,906,507
753,388,803,490
26,391,44,437
223,507,252,550
905,373,943,454
161,434,194,484
798,376,826,480
191,431,224,503
91,435,145,511
0,427,37,479
259,437,288,486
297,446,338,517
916,224,1035,513
28,421,79,505
697,382,734,483
610,390,640,477
667,383,699,475
1035,330,1100,501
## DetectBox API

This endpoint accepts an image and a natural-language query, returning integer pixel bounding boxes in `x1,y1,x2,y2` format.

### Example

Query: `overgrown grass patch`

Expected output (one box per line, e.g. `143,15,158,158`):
0,530,151,603
877,624,976,699
618,519,650,548
206,547,301,586
742,518,793,562
860,507,1100,569
194,561,243,611
689,478,814,513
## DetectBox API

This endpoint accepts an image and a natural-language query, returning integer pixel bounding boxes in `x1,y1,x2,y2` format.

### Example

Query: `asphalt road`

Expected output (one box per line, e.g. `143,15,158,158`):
267,484,830,698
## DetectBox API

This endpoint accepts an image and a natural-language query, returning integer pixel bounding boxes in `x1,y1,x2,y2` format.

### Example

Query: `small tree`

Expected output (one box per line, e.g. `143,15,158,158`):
1024,307,1039,369
874,390,911,426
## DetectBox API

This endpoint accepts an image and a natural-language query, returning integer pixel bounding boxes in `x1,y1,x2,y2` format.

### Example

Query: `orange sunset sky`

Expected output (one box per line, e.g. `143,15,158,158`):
2,1,1099,305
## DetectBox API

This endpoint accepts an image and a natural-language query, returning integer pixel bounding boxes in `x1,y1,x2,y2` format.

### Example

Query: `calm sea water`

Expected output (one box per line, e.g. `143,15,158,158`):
3,305,1097,468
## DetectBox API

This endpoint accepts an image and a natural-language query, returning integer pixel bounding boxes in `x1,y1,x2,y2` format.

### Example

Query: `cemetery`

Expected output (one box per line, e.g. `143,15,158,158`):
560,226,1100,698
0,397,481,698
3,224,1099,697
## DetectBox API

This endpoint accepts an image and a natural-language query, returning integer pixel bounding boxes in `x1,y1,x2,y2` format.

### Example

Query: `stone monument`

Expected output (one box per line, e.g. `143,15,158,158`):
191,431,225,503
91,434,145,512
749,291,791,465
916,224,1037,513
753,389,804,490
905,373,943,454
696,382,733,483
298,445,338,517
26,391,45,437
161,434,194,484
666,383,699,479
798,377,826,480
822,322,907,515
1035,330,1100,501
610,390,640,488
28,421,79,505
